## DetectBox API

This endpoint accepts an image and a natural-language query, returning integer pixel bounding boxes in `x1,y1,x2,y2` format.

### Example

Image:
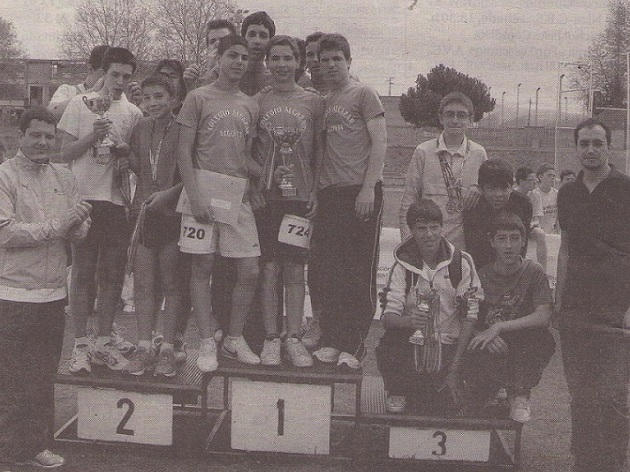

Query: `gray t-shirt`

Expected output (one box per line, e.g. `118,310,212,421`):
319,81,385,189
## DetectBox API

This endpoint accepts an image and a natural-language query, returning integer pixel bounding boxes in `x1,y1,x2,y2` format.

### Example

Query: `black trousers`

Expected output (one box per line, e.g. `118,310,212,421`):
312,183,383,358
0,299,65,462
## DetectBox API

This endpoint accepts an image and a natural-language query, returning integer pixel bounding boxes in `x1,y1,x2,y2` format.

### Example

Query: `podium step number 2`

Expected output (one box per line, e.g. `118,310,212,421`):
77,387,173,446
230,379,331,455
389,427,491,462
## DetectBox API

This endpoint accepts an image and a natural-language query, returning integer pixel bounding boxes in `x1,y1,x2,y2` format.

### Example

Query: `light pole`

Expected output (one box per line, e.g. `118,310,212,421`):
501,91,506,128
528,98,532,127
534,87,540,126
516,83,522,127
564,96,568,123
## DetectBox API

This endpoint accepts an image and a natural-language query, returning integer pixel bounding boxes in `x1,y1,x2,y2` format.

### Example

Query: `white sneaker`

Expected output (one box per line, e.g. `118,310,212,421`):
110,323,135,355
260,337,282,366
92,342,130,371
301,319,322,349
68,344,92,374
284,337,313,367
386,395,407,413
313,346,341,363
152,331,164,350
509,395,532,423
221,336,261,365
337,351,361,369
19,449,65,468
196,338,218,372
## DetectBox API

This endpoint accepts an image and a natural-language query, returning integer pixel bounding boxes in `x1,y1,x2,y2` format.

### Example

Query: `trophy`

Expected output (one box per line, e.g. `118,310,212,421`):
82,94,114,164
269,127,302,197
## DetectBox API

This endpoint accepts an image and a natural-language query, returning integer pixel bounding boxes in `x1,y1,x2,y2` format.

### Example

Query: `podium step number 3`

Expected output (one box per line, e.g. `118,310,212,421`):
77,387,173,446
389,427,491,462
230,379,331,455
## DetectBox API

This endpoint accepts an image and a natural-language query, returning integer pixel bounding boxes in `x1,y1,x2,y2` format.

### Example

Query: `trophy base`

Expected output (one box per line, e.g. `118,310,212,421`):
280,187,297,197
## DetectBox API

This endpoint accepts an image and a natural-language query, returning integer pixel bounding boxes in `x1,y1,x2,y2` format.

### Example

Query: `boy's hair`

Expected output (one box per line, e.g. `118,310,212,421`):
296,37,306,68
101,47,137,73
266,35,300,60
241,11,275,38
141,74,177,97
88,45,109,71
206,19,236,45
490,211,526,239
319,33,351,60
573,118,611,146
536,163,555,178
438,91,474,116
305,31,325,45
217,34,249,56
560,169,576,180
406,199,443,229
154,59,187,99
478,158,514,189
19,106,57,133
515,166,534,184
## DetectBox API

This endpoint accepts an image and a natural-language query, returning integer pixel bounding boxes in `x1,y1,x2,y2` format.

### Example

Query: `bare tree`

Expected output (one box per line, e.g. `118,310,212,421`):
0,16,24,60
153,0,239,64
59,0,158,61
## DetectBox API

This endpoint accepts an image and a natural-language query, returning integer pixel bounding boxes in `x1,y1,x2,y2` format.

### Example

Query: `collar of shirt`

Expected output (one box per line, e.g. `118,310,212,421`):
437,133,468,156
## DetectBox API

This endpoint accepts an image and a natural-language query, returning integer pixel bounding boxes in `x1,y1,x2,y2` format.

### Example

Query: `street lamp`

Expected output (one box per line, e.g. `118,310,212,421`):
535,87,541,126
501,91,506,128
564,96,568,123
516,83,522,127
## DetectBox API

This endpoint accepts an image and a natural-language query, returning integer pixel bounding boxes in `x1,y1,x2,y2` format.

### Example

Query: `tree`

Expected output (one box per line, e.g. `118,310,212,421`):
153,0,239,64
59,0,157,61
0,16,24,60
574,0,630,108
399,64,495,128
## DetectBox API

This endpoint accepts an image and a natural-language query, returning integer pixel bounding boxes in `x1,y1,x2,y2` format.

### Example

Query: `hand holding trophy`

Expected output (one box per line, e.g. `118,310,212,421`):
83,93,114,164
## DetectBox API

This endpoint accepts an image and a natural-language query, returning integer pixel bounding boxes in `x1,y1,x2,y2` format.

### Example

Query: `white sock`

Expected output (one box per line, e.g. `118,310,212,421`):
138,340,152,351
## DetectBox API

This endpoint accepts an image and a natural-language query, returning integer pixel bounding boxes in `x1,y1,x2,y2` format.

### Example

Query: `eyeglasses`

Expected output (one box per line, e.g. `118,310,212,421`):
441,111,470,120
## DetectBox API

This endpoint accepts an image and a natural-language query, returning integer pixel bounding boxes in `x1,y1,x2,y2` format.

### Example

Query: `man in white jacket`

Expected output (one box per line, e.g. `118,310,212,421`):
0,107,91,468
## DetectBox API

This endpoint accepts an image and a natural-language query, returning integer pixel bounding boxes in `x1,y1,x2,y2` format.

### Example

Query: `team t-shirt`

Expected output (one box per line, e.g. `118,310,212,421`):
256,87,325,201
531,186,558,233
319,81,385,189
176,83,259,178
478,259,551,325
58,92,142,205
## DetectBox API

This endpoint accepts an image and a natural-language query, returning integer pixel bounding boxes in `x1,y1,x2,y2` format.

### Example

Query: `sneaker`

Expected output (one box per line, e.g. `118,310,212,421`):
197,338,218,372
173,333,187,364
92,342,130,371
110,323,135,355
284,337,313,367
260,336,282,366
509,395,532,423
18,449,65,468
301,319,322,349
386,395,407,413
127,346,156,376
313,346,341,363
221,336,261,365
68,344,92,374
154,350,176,377
152,331,164,351
337,351,361,369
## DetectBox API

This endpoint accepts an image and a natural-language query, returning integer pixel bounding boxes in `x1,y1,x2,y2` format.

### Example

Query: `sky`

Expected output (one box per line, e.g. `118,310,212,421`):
0,0,612,114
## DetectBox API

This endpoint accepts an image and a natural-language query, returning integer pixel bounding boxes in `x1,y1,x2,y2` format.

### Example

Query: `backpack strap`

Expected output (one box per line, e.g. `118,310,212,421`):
448,248,463,289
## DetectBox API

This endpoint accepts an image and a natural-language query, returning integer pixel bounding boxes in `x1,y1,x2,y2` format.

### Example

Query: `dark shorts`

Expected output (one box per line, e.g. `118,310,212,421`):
85,200,130,247
255,200,310,264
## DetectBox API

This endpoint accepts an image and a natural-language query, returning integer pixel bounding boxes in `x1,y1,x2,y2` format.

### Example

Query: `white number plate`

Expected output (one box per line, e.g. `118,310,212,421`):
77,388,173,445
389,427,491,462
277,214,312,249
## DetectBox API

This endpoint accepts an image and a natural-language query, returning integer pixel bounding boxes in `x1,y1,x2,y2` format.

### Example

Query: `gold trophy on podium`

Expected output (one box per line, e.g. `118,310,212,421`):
269,127,303,197
82,94,114,164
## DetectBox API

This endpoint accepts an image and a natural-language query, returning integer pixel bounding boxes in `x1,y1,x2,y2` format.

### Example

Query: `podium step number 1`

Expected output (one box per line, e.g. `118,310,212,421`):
77,387,173,446
389,427,491,462
230,379,331,455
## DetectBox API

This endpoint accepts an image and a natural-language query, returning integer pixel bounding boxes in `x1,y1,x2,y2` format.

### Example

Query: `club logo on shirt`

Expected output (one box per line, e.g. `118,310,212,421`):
325,104,354,133
260,106,307,134
207,109,250,138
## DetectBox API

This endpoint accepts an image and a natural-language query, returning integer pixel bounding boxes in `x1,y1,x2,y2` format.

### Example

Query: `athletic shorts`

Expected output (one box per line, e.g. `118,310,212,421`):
179,202,260,258
255,200,310,264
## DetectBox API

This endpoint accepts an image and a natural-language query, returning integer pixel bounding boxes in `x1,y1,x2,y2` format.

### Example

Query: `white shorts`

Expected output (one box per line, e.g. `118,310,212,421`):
179,203,260,258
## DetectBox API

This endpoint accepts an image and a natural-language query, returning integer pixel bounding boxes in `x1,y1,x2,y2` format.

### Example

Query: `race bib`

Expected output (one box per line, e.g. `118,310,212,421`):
179,214,214,254
278,214,312,249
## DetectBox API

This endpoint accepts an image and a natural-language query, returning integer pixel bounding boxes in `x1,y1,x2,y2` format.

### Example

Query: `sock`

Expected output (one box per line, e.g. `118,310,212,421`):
138,340,152,351
161,342,174,354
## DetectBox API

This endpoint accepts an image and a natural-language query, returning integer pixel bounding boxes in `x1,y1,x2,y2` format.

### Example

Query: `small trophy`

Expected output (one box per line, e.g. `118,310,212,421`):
82,94,114,164
270,127,302,197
